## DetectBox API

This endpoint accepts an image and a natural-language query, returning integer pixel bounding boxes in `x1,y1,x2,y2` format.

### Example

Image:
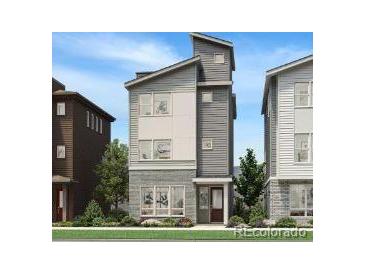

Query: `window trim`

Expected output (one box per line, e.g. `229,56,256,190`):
202,91,213,103
56,145,66,159
99,118,102,134
138,139,172,161
294,132,313,164
56,102,65,116
91,113,94,130
95,116,98,132
202,138,213,150
139,92,172,117
294,81,313,108
86,111,90,127
289,184,313,217
140,185,185,217
214,53,225,64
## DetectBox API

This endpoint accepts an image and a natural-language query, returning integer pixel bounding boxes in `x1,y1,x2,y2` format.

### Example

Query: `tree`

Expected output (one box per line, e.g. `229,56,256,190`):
234,148,265,207
95,139,129,210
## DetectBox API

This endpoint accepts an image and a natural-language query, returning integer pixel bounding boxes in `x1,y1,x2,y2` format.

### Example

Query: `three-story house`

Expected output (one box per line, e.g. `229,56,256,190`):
124,33,236,224
262,55,313,224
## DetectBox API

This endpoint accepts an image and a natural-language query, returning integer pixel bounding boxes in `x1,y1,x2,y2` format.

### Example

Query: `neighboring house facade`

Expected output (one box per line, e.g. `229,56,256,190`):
52,78,115,222
261,55,313,224
124,33,236,224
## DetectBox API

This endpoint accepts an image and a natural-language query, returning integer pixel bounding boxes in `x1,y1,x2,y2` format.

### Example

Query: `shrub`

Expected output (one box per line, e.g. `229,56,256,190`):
108,208,128,222
160,218,178,227
177,217,193,227
83,200,104,225
248,203,266,227
275,217,297,228
52,221,73,227
308,219,313,225
227,215,245,227
233,197,250,223
121,215,138,227
101,221,120,227
92,217,104,227
140,219,161,227
72,215,89,227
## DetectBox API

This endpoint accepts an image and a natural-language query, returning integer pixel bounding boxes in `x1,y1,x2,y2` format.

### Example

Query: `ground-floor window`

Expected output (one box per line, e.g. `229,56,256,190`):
141,185,185,217
289,184,313,216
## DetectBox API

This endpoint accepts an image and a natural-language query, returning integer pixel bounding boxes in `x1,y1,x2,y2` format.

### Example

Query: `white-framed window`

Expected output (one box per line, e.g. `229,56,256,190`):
91,114,94,130
141,185,185,217
86,111,90,127
56,102,65,116
202,138,213,150
295,81,313,107
294,133,313,163
99,118,103,134
139,139,171,160
95,116,99,132
214,53,225,64
290,184,313,217
202,91,213,103
56,145,65,159
139,140,152,160
139,93,171,116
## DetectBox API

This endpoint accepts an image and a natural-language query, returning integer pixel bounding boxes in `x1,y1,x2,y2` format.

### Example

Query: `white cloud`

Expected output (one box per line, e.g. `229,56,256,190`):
53,33,183,71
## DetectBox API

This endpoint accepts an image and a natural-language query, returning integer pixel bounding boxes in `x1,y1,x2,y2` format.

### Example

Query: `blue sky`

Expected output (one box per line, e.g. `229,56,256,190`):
52,32,313,165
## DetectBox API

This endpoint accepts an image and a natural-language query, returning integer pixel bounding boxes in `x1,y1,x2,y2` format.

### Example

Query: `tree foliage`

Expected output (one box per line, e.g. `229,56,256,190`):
95,139,129,209
234,148,265,207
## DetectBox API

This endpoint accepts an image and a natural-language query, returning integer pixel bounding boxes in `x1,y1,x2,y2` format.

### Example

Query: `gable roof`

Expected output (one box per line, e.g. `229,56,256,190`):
53,90,116,122
261,54,313,114
124,56,200,88
189,32,235,71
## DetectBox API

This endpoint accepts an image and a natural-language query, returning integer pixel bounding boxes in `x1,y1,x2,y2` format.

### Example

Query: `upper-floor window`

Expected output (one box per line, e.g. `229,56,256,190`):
202,91,213,103
99,118,103,134
202,138,213,150
290,184,313,217
214,53,225,64
295,81,313,107
139,139,171,160
91,114,94,130
294,133,313,163
56,145,65,159
86,111,90,127
139,93,171,116
95,116,99,132
56,102,65,116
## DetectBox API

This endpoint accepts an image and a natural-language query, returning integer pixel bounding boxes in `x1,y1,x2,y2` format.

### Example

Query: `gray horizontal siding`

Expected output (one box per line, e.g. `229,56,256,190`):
128,64,197,169
193,38,231,82
197,87,229,176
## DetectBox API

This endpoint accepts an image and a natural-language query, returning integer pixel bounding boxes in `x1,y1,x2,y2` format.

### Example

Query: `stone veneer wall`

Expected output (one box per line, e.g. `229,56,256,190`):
128,169,197,223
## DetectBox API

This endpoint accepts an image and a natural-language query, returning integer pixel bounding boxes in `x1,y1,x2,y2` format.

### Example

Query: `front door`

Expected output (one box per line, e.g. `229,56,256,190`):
55,186,64,221
210,187,223,223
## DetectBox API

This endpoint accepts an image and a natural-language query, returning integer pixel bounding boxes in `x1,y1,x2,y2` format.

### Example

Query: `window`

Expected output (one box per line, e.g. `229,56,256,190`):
95,116,98,132
86,111,90,127
139,94,152,116
99,118,102,134
295,133,312,163
56,145,65,159
295,82,313,107
91,114,94,130
202,138,213,150
139,140,152,160
214,53,225,64
290,184,313,217
56,102,65,116
202,91,213,103
153,140,171,159
199,187,209,210
154,93,171,115
141,186,185,216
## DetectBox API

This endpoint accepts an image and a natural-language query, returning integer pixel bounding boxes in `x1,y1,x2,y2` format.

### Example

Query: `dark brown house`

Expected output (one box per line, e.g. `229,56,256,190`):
52,78,115,222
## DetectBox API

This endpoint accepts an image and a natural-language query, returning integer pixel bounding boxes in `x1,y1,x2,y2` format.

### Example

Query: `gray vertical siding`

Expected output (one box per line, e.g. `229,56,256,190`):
197,87,230,176
270,77,278,177
193,38,232,82
128,64,197,169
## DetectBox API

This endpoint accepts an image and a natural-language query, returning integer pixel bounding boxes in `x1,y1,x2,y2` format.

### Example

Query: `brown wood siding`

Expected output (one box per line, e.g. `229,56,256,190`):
193,38,232,82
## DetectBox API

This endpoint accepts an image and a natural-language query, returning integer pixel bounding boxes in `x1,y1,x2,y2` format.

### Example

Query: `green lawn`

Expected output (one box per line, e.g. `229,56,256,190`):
53,229,313,241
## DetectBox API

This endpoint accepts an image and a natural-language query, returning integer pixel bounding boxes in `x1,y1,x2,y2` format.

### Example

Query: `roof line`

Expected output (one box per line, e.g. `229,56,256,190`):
53,91,116,121
124,56,200,88
266,54,313,76
189,32,233,47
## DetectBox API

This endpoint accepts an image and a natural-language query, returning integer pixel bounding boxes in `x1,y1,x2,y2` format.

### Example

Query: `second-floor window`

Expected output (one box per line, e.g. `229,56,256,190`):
294,133,313,163
91,114,94,130
202,138,213,150
99,118,103,134
56,145,65,159
139,93,171,116
295,81,313,107
214,53,225,64
86,111,90,127
56,102,65,116
95,116,99,132
139,139,171,160
202,91,213,103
